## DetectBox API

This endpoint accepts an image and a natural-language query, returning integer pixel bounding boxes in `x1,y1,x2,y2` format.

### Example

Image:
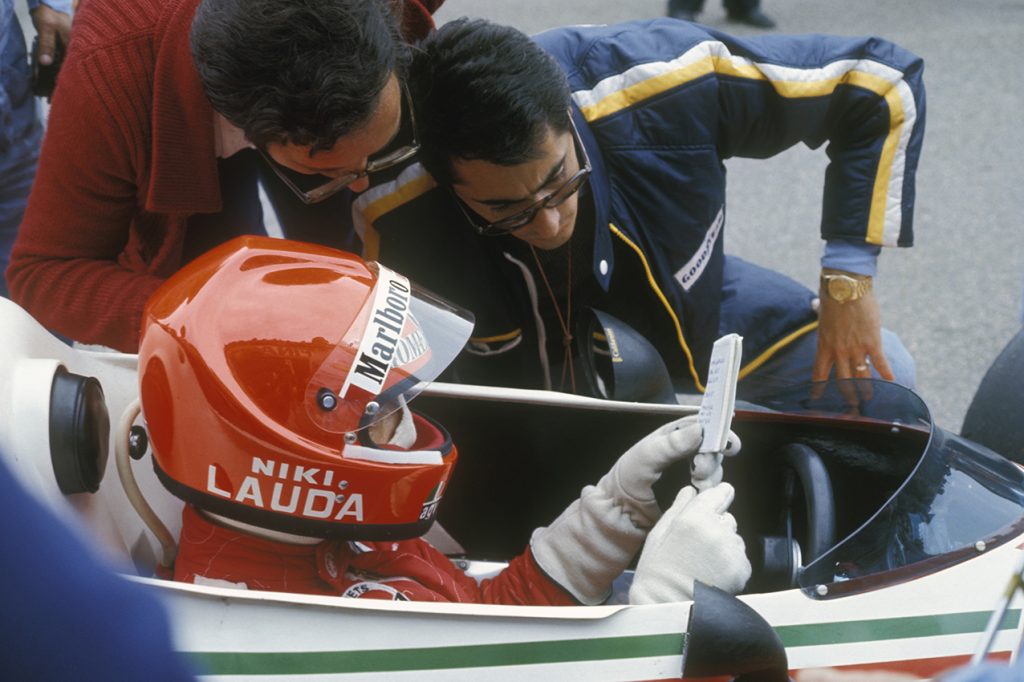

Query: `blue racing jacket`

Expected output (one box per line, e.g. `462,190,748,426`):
354,20,925,393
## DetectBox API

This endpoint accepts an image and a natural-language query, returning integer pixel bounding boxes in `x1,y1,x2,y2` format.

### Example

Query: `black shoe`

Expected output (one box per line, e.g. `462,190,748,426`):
668,9,699,21
726,8,776,28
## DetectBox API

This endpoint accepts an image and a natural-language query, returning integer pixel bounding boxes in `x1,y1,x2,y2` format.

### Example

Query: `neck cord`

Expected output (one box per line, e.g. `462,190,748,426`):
529,242,575,393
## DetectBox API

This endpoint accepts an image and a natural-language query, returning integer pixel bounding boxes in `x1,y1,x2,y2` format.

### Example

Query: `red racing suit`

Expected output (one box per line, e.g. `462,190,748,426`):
173,505,576,605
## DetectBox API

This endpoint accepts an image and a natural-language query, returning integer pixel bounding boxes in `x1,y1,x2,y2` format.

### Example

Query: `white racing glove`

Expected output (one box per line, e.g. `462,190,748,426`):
689,431,741,492
532,415,734,604
629,482,751,604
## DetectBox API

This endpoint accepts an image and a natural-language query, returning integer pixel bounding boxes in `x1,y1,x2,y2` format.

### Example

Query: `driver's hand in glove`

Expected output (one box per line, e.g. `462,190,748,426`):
532,416,737,604
629,482,751,604
595,414,709,529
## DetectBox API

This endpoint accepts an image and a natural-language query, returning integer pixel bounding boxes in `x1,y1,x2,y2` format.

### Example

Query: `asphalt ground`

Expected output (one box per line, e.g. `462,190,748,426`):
434,0,1024,432
16,1,1024,431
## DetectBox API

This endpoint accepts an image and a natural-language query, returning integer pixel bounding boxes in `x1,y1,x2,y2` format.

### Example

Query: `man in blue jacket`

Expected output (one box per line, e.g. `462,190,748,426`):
355,18,924,401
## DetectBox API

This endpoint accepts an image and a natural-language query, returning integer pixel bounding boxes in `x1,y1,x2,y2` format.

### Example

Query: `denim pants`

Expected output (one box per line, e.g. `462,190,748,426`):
669,0,760,14
737,327,917,403
0,8,43,298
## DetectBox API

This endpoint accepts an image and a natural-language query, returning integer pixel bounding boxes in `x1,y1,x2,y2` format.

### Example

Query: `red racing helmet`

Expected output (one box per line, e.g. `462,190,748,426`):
139,236,474,540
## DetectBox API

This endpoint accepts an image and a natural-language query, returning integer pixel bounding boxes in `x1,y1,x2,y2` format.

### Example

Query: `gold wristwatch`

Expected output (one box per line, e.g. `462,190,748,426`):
820,271,872,304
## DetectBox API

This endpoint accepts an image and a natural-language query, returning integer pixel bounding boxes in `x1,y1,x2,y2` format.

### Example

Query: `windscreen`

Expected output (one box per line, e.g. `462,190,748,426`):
756,379,1024,598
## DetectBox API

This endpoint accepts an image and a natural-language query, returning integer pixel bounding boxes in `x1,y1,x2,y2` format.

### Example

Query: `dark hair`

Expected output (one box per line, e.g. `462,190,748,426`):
409,18,571,185
191,0,410,151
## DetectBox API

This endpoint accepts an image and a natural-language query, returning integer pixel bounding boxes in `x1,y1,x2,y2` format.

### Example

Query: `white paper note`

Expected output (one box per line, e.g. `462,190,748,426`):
698,333,743,453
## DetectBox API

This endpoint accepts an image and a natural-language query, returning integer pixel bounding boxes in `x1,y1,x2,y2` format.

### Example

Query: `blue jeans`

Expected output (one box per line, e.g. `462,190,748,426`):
669,0,760,13
737,327,917,402
1,7,43,298
0,126,40,299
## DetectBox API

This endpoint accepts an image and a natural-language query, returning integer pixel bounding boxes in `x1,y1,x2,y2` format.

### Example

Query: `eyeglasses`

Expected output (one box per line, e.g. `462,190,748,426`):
454,116,592,237
258,86,420,205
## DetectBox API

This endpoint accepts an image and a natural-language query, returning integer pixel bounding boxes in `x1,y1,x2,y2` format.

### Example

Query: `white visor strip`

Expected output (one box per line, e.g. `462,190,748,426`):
338,264,413,399
342,444,443,466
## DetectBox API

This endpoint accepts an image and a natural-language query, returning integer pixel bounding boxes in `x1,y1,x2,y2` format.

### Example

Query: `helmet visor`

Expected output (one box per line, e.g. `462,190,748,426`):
305,263,474,434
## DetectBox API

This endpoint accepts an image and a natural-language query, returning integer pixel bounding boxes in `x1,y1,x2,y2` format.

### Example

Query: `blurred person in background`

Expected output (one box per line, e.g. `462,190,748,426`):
0,0,70,298
0,457,197,680
668,0,775,29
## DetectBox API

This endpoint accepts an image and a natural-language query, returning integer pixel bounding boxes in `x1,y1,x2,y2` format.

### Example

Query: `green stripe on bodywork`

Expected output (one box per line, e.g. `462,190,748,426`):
776,609,1021,647
191,633,684,676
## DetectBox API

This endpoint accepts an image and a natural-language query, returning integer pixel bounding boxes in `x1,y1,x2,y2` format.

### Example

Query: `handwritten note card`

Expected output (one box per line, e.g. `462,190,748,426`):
698,333,742,453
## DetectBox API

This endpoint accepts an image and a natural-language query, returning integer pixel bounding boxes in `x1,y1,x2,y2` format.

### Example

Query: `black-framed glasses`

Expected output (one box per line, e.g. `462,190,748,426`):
258,85,420,205
454,116,592,236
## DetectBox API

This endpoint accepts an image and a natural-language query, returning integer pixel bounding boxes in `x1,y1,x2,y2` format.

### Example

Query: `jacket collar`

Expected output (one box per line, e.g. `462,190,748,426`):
147,0,220,214
571,105,614,292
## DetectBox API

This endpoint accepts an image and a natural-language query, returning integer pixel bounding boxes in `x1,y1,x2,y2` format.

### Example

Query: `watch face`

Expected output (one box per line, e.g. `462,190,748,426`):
827,277,855,302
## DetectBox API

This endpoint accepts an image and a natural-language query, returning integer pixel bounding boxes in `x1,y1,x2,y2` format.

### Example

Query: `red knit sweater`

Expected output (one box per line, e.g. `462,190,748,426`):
7,0,442,351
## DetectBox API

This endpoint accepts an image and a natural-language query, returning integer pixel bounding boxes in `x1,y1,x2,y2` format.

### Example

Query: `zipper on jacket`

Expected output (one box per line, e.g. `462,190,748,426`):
608,223,705,392
503,251,553,391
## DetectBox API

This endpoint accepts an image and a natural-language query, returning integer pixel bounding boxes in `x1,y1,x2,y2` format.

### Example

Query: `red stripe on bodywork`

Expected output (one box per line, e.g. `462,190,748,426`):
810,652,1011,676
644,652,1013,682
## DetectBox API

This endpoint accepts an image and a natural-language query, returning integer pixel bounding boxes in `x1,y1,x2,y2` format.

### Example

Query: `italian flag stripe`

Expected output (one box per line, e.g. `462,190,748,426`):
777,609,1021,647
191,633,685,675
187,610,1022,675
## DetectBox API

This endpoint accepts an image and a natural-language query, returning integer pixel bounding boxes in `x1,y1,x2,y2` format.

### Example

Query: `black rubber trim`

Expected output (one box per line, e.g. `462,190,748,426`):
683,582,789,681
153,461,437,541
49,366,109,494
151,412,453,540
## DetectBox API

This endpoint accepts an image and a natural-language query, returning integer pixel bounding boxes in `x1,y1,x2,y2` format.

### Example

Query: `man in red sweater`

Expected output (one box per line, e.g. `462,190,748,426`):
6,0,441,351
139,236,751,604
